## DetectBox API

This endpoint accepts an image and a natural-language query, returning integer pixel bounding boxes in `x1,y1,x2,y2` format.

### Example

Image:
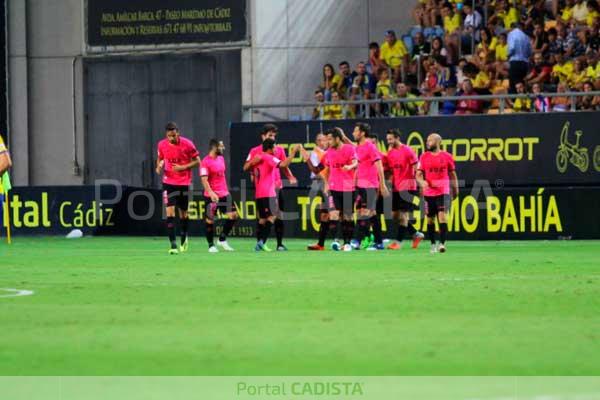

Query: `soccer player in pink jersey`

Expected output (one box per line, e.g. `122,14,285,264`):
245,139,300,252
416,133,459,253
243,124,297,251
384,129,425,250
155,122,200,255
352,123,389,250
318,128,357,251
200,139,238,253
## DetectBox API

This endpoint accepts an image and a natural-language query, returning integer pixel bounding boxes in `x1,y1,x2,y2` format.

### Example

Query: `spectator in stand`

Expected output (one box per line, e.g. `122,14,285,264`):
560,0,575,23
367,42,386,75
585,52,600,84
390,82,422,117
547,28,565,57
312,89,326,119
551,82,572,111
442,2,461,35
578,80,600,108
508,22,533,93
319,64,342,101
456,79,484,114
587,1,600,27
336,61,354,99
413,0,428,26
525,52,553,85
495,32,510,79
477,28,498,62
350,61,376,100
455,57,469,86
565,28,587,58
552,51,574,84
531,21,550,55
569,57,588,89
376,68,393,116
323,90,354,120
532,82,551,112
431,36,449,60
462,3,483,54
572,0,590,25
410,32,431,79
439,83,458,115
522,0,546,35
589,22,600,52
510,81,532,112
490,0,520,31
380,30,409,83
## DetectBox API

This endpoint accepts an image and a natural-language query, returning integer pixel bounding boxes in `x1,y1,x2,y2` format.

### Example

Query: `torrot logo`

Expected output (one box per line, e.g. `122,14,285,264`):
405,131,540,162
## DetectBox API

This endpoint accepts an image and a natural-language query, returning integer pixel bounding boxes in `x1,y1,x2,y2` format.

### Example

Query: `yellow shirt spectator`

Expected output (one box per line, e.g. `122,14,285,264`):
561,5,573,22
569,70,587,88
586,63,600,79
553,61,574,83
380,40,408,69
512,96,532,112
495,43,508,61
376,79,392,98
498,7,519,30
587,10,599,27
473,71,491,89
443,13,461,34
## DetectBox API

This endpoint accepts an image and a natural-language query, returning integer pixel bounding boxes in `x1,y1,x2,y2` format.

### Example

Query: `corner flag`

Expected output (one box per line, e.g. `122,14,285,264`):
2,171,12,244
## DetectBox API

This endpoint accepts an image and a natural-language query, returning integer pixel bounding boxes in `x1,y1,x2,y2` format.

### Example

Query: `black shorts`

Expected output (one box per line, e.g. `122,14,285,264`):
162,184,190,210
328,190,355,216
393,190,418,212
356,187,378,211
204,195,235,220
425,194,452,217
256,197,278,219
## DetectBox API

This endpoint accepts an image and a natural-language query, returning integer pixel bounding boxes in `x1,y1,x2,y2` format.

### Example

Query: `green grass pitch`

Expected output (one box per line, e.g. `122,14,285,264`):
1,237,599,375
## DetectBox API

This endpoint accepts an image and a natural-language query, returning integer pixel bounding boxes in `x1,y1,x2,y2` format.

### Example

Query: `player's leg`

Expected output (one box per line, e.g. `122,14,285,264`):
308,209,329,250
367,188,384,250
354,189,371,248
217,196,238,251
163,185,179,254
425,196,439,253
177,187,191,252
406,190,425,248
437,195,451,253
255,198,274,252
340,191,355,251
204,197,218,253
274,189,286,251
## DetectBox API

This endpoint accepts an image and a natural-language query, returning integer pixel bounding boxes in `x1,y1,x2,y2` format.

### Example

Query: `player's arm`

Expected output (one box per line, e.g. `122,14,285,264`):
155,148,164,175
279,145,301,169
301,148,325,176
243,152,257,172
416,168,428,192
172,156,200,172
375,159,390,197
450,170,459,199
322,167,331,195
200,174,220,203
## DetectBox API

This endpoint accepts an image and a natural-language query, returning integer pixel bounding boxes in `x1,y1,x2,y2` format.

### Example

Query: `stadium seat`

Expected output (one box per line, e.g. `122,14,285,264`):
410,26,423,38
402,34,414,55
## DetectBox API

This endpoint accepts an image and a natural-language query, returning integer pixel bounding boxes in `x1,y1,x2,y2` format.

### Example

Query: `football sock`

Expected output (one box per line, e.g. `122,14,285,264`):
406,223,417,236
262,221,273,242
317,220,329,247
371,216,383,245
328,220,340,243
206,222,215,247
342,220,354,244
427,223,436,244
220,219,236,242
274,219,284,247
439,222,448,245
166,217,177,248
397,225,407,243
180,218,189,245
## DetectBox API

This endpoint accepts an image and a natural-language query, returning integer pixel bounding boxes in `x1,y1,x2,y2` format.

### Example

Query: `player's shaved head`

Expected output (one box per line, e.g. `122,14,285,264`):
426,133,442,152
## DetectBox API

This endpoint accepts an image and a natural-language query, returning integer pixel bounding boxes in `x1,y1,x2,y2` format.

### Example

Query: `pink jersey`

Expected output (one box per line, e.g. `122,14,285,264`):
200,154,229,198
324,144,356,192
355,141,381,189
157,137,199,186
386,144,418,191
246,144,287,189
253,153,282,199
418,151,456,197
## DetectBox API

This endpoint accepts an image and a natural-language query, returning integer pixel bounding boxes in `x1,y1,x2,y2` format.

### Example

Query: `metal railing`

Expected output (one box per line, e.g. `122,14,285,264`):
242,91,600,122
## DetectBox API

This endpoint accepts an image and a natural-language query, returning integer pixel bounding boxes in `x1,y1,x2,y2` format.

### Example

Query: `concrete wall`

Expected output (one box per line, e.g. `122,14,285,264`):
242,0,418,121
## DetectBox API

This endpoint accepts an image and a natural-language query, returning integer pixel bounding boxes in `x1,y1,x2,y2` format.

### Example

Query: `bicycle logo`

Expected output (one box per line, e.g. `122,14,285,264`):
555,122,600,173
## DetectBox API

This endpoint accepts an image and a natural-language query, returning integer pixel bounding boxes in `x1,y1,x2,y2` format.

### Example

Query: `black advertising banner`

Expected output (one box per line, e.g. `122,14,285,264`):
2,185,600,240
87,0,247,47
230,112,600,189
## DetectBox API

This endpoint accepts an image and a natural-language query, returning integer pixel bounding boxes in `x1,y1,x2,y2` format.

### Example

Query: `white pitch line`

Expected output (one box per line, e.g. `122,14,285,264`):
0,288,35,298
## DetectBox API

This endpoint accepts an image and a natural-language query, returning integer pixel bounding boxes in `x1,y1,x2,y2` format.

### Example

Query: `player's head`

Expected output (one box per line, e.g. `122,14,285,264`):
367,132,378,146
426,133,443,152
165,122,180,144
209,138,225,156
326,127,344,148
386,129,401,147
315,132,329,150
353,122,371,142
261,124,278,142
262,138,276,154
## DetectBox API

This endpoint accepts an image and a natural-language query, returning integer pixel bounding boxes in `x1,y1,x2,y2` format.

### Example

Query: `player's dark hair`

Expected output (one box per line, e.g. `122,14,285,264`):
262,138,276,152
208,138,219,149
326,128,343,140
368,132,379,141
387,129,401,139
339,61,350,68
355,122,371,136
261,124,278,136
165,122,179,132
